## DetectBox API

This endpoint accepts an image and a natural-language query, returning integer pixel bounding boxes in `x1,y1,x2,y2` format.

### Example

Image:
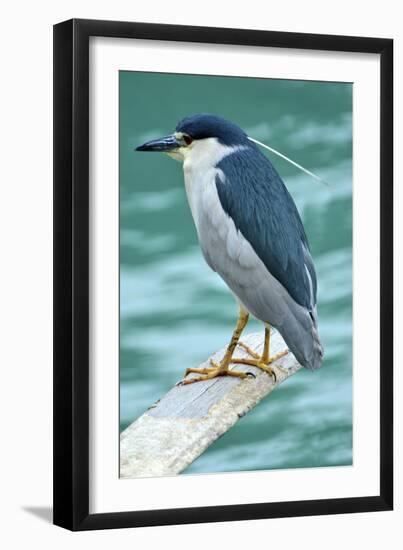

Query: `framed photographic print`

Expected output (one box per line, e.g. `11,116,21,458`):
53,18,393,530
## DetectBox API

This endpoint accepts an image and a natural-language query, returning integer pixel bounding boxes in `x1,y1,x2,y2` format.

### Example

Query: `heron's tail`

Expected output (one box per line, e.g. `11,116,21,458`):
278,306,324,371
304,317,324,371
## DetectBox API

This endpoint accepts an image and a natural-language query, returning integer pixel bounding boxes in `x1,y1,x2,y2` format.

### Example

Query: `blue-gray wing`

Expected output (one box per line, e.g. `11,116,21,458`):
216,146,317,310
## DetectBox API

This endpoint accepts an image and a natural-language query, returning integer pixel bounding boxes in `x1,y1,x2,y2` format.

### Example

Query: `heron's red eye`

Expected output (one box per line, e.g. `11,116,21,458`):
183,135,193,146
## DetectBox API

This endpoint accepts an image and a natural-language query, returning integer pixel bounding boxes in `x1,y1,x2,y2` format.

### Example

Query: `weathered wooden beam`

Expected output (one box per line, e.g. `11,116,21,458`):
120,330,301,478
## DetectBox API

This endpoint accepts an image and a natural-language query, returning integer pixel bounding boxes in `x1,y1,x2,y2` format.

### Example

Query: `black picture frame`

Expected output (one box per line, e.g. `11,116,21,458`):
53,18,393,531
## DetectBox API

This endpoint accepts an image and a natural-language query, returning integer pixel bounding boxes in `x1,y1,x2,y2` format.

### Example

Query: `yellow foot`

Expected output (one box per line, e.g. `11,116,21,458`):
230,349,289,382
179,362,254,386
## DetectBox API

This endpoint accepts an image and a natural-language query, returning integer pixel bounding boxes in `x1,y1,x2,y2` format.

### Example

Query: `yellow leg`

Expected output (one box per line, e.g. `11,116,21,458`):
180,309,251,385
262,326,271,363
233,326,288,381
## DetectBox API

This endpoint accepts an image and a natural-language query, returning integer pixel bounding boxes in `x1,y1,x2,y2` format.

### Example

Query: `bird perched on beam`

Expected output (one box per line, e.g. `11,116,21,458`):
136,114,324,384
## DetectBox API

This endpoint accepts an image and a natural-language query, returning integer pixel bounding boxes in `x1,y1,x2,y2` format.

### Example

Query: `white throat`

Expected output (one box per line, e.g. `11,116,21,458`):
180,138,245,227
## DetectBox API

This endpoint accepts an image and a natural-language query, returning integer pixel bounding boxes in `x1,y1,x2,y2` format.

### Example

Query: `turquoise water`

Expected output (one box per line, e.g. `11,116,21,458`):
120,72,352,474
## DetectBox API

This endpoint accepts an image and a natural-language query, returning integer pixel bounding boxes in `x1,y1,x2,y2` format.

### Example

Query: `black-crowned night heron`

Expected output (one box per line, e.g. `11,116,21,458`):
136,114,324,384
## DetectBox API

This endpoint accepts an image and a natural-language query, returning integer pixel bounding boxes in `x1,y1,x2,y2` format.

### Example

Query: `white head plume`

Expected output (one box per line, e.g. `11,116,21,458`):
248,136,329,187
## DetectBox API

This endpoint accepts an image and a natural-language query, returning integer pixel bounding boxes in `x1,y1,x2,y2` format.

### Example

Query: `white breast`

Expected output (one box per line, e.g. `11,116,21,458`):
182,138,245,234
181,139,259,279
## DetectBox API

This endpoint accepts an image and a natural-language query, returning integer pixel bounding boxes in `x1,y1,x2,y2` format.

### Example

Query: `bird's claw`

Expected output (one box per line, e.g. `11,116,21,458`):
177,361,256,385
229,358,278,382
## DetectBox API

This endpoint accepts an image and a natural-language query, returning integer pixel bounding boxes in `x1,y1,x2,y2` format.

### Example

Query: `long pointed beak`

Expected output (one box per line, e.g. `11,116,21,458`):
135,134,181,152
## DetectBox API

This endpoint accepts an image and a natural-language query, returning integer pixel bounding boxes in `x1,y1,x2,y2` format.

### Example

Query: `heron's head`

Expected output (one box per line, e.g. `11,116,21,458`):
135,114,250,162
